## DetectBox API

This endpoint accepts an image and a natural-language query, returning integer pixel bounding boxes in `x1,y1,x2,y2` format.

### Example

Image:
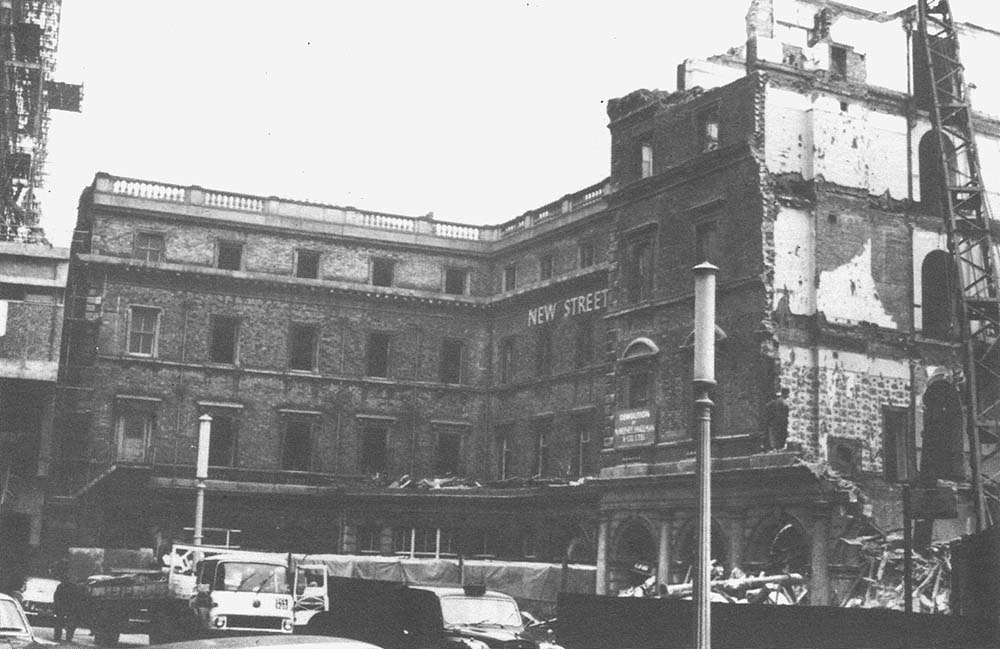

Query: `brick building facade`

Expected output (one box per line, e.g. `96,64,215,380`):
43,0,1000,607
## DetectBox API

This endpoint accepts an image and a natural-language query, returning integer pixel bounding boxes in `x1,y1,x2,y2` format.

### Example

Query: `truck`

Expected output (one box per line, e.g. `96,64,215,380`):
83,543,328,645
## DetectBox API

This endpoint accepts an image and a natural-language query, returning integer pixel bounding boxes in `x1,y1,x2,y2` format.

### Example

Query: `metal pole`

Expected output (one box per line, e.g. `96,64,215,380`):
194,414,212,546
692,262,718,649
903,484,913,614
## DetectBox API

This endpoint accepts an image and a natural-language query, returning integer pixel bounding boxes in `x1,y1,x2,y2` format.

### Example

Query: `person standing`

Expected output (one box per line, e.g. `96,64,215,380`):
763,388,790,451
53,570,84,642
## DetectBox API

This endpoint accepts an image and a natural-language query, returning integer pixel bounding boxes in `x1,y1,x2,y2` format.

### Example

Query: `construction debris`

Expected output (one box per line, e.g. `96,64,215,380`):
839,532,952,613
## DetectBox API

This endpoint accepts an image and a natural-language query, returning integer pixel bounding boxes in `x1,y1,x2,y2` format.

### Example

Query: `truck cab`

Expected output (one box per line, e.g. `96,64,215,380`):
192,554,295,634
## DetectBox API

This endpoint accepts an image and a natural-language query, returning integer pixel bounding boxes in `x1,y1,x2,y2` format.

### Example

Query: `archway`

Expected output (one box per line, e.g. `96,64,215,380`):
611,518,657,593
745,514,810,576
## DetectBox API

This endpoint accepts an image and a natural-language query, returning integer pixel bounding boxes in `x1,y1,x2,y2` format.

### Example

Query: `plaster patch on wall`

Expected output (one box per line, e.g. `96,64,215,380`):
772,206,815,314
817,238,897,329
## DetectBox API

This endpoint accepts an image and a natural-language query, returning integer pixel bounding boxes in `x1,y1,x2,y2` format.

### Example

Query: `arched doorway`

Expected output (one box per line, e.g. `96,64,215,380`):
921,250,953,339
610,518,657,594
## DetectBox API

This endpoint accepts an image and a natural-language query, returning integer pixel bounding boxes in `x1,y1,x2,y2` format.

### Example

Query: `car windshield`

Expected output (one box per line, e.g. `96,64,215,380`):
215,562,289,594
439,595,521,627
0,600,29,634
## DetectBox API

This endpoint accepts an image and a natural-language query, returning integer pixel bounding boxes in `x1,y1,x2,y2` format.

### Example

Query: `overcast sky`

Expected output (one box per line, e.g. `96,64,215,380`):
37,1,1000,248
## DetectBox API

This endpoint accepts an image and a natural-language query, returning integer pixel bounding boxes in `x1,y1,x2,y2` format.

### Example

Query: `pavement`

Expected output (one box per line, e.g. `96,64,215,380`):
31,625,148,647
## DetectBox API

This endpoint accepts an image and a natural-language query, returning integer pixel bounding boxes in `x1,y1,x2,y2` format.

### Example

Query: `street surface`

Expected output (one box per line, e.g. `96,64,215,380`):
32,625,148,647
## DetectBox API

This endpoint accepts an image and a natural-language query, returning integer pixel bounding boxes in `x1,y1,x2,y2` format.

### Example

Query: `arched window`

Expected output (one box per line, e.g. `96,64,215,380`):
745,514,810,576
921,250,952,339
918,130,956,215
921,380,964,482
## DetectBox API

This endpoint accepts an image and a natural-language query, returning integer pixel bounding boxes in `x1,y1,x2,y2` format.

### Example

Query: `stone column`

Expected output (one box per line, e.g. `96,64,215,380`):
596,516,610,595
809,515,831,605
657,515,672,588
726,515,744,574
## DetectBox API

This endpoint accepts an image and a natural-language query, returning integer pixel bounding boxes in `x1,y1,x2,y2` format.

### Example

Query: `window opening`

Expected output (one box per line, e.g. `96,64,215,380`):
641,143,654,179
536,326,553,377
503,264,517,291
282,419,313,471
699,107,720,152
444,268,468,295
497,429,513,480
539,255,553,281
372,258,395,287
830,45,848,79
627,239,653,302
117,410,153,463
500,337,516,384
295,250,320,279
360,423,388,474
436,430,461,475
882,407,914,483
209,316,239,364
133,232,164,262
289,323,319,371
579,242,595,268
217,242,243,271
921,250,953,339
534,419,550,477
440,339,463,384
128,306,159,356
366,332,391,377
208,413,237,467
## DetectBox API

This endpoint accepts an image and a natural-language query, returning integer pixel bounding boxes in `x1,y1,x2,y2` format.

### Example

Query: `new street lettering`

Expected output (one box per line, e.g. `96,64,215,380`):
527,288,610,326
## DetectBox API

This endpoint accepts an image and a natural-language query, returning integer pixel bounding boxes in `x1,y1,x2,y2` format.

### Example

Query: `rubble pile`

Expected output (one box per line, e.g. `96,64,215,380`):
839,533,951,613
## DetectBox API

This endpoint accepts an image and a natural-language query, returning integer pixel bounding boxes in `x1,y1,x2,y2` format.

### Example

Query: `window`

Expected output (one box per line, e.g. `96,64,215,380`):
133,232,164,262
579,242,595,268
497,426,513,479
444,268,468,295
366,332,391,377
499,337,516,384
282,419,313,471
695,220,719,264
295,250,320,279
570,413,593,477
536,326,553,377
699,107,720,152
539,255,553,281
533,418,551,477
217,242,243,271
372,258,395,287
883,407,913,483
628,371,651,408
394,527,455,558
503,264,517,291
435,430,461,475
641,143,654,179
359,423,388,474
209,315,239,364
127,306,159,356
440,339,464,384
357,526,382,554
626,239,653,302
289,323,319,371
922,251,952,339
208,412,237,467
575,316,594,368
116,409,154,463
830,45,848,79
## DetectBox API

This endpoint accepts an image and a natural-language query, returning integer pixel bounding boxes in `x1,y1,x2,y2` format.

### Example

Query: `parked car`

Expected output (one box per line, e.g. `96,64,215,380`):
421,585,562,649
16,577,59,626
0,591,46,648
147,634,384,649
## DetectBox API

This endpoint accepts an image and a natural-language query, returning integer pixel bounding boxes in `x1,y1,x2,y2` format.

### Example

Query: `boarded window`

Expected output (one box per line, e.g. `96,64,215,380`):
295,250,320,279
500,337,516,384
208,413,237,467
209,316,239,364
444,268,467,295
133,232,164,263
372,258,395,287
366,332,391,377
127,306,159,356
289,323,319,371
536,326,553,377
217,242,243,270
360,423,388,474
539,255,553,281
440,339,463,384
503,264,517,291
282,419,313,471
435,430,461,475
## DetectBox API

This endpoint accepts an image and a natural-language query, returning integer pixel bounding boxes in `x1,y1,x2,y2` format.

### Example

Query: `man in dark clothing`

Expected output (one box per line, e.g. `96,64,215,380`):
763,388,790,451
53,575,84,642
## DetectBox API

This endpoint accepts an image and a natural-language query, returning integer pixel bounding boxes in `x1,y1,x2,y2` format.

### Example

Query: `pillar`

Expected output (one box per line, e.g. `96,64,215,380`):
657,516,672,588
726,516,744,574
595,517,610,595
809,515,831,605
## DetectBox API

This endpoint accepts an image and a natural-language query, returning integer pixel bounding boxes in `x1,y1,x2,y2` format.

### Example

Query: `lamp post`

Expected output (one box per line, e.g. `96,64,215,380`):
692,262,718,649
194,413,212,546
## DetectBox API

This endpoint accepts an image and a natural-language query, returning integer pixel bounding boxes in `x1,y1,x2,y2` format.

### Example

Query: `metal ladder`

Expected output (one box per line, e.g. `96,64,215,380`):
916,0,1000,530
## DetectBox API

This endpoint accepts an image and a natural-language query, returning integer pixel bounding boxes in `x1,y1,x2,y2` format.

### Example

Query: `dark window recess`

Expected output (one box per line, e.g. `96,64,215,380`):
282,419,313,471
497,428,513,479
539,255,553,281
921,382,963,482
922,251,952,339
575,317,594,368
830,45,848,79
208,414,237,467
627,240,653,302
579,242,595,268
360,424,388,474
296,250,320,279
435,431,461,475
919,130,956,214
504,265,517,291
499,337,516,384
217,242,243,271
372,258,395,287
440,339,464,384
883,407,914,483
289,323,319,371
699,107,720,152
444,268,468,295
133,232,164,263
366,332,391,377
571,414,593,477
357,526,381,554
695,220,719,265
209,316,239,364
536,326,553,377
0,284,26,301
628,371,651,409
534,419,550,477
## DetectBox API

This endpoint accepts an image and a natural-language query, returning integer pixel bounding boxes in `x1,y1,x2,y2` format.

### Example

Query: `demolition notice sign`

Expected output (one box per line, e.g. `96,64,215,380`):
614,408,655,448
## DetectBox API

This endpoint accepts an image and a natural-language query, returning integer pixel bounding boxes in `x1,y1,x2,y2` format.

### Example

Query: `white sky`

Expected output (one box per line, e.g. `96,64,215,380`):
37,1,1000,248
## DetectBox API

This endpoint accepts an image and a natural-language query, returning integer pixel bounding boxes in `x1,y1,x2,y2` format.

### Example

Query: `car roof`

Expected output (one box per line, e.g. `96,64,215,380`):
147,634,382,649
415,585,514,599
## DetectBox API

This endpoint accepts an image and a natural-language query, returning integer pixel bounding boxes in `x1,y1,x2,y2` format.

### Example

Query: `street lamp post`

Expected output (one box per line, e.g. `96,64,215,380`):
693,262,718,649
194,414,212,546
